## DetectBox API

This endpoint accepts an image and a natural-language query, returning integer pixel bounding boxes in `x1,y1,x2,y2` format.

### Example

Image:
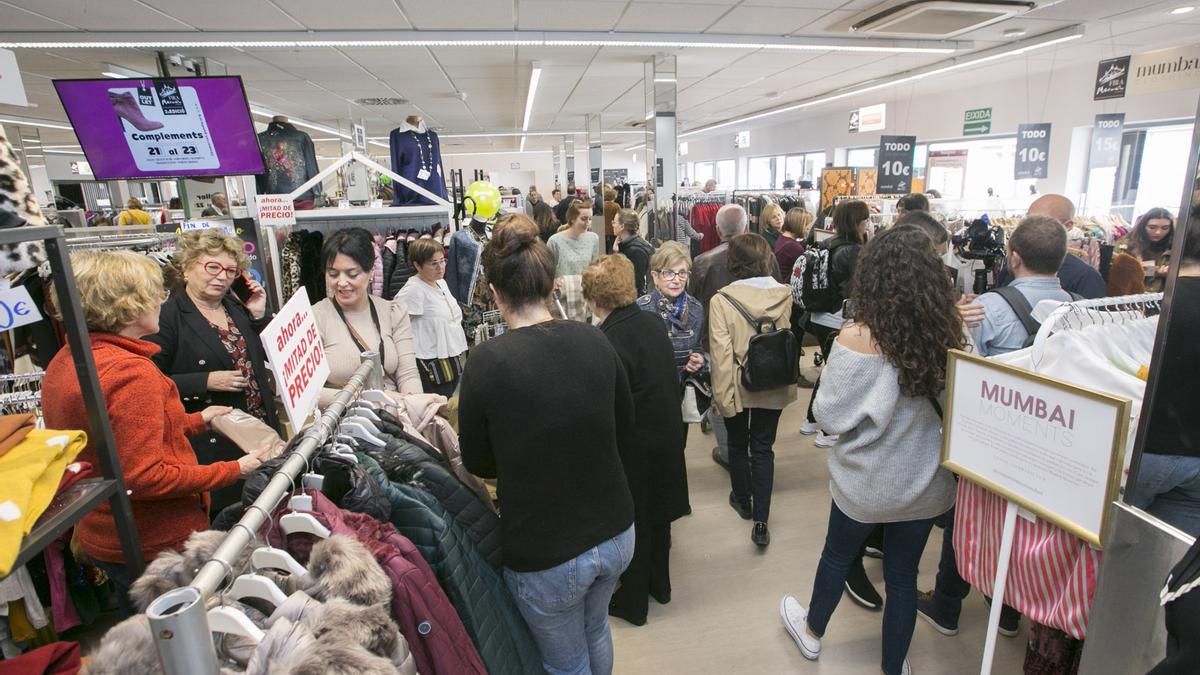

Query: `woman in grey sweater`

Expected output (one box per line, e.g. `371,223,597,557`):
780,226,965,675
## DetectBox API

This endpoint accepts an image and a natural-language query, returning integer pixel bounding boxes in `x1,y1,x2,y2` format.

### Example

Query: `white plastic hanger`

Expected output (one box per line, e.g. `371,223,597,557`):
280,512,331,539
348,404,381,424
229,573,288,609
250,546,308,578
207,605,265,643
344,413,383,436
340,420,386,447
360,390,395,410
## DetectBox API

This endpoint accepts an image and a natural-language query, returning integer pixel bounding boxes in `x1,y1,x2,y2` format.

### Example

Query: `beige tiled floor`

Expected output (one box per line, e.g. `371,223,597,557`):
611,387,1027,674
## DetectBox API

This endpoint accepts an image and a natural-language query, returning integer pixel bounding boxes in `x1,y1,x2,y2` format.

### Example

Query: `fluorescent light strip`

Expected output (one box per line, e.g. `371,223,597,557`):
680,26,1083,139
0,116,73,130
522,64,542,132
443,150,553,157
0,31,961,54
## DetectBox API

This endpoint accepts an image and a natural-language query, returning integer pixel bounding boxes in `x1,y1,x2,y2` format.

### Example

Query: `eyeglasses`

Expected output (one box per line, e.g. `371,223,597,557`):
657,269,690,281
425,258,448,268
202,261,240,279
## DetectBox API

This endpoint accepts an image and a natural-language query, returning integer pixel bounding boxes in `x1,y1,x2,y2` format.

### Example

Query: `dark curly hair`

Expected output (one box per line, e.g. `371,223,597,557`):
850,226,965,397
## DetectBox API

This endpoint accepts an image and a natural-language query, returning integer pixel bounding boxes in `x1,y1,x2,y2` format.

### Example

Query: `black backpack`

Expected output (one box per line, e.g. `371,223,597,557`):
791,240,850,313
717,291,800,392
986,285,1082,348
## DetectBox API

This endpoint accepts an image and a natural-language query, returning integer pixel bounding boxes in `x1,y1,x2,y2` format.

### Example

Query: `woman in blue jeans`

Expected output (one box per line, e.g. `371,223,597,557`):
460,214,636,674
780,227,963,675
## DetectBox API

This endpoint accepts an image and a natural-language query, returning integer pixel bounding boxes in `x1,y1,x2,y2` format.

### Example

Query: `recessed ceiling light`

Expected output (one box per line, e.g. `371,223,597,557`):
1003,28,1027,38
1171,6,1195,14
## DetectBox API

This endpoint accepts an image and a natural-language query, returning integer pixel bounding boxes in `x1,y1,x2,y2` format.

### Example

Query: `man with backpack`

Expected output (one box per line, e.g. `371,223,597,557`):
918,214,1074,640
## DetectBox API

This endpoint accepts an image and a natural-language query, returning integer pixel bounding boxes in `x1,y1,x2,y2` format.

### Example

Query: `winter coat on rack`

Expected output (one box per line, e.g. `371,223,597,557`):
145,291,279,516
598,304,690,524
242,450,392,522
446,227,483,305
356,453,544,675
268,492,488,675
365,437,502,570
299,230,326,302
372,234,388,297
384,239,416,301
377,407,493,508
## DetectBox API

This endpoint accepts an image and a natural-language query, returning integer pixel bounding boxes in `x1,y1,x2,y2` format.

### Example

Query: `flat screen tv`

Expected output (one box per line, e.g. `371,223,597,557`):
53,76,265,181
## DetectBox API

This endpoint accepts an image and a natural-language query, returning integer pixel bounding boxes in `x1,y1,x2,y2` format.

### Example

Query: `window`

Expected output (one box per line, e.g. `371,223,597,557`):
747,156,774,189
846,147,877,168
1133,125,1192,219
694,161,714,186
715,159,736,188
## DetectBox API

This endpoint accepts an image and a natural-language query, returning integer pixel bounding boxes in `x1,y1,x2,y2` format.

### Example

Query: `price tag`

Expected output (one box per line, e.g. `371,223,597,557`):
416,169,431,181
1014,123,1052,179
113,79,219,172
875,135,916,195
0,285,42,332
1089,113,1125,170
338,199,351,209
370,199,384,208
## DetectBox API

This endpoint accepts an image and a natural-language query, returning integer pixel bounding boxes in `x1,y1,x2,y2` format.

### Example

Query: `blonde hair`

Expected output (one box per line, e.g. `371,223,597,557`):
171,229,249,290
68,251,163,333
582,255,637,311
760,204,785,231
784,207,813,238
649,240,691,272
126,198,143,210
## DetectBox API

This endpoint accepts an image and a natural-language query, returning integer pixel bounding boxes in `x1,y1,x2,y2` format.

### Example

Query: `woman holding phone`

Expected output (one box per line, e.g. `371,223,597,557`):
146,228,277,515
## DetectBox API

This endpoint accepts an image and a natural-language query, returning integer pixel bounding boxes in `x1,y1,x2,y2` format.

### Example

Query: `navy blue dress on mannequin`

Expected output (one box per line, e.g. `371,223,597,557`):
389,119,449,206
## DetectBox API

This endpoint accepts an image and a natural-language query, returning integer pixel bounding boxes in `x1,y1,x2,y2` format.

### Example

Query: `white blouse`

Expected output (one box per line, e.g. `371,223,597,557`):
396,277,469,359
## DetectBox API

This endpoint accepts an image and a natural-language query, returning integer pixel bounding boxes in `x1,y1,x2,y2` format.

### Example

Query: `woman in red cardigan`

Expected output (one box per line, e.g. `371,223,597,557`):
43,251,263,614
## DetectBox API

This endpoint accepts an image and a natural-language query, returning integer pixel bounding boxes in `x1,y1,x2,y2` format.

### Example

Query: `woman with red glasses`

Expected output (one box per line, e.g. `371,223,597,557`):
146,228,277,516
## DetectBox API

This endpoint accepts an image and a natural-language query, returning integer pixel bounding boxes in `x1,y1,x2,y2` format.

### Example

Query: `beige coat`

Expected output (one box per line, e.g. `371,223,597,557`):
709,278,798,417
313,295,422,406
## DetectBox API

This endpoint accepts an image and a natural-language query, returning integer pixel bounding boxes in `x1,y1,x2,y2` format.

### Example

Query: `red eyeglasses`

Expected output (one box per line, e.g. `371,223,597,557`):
201,261,240,279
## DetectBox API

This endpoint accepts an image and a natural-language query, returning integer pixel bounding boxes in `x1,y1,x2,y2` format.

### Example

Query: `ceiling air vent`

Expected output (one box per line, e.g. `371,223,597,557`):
355,97,409,106
830,1,1035,39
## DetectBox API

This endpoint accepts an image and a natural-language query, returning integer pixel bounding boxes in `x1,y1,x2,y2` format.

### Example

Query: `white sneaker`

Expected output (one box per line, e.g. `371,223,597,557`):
780,595,821,660
902,660,913,675
799,420,820,435
814,431,839,448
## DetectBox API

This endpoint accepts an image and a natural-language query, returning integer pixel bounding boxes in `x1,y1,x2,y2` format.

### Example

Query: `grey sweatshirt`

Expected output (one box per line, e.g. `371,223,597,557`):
813,341,956,523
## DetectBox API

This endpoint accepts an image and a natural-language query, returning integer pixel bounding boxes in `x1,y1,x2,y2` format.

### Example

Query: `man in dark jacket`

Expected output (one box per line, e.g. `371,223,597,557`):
992,194,1106,299
615,212,654,296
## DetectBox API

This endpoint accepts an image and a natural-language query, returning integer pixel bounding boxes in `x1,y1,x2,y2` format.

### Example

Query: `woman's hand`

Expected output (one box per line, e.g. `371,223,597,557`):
1156,264,1170,277
684,352,704,373
201,405,233,424
244,279,269,319
237,449,265,476
208,370,248,392
956,294,985,328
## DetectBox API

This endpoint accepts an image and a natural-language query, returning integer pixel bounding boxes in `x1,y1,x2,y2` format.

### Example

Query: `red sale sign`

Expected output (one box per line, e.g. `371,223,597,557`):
262,288,329,430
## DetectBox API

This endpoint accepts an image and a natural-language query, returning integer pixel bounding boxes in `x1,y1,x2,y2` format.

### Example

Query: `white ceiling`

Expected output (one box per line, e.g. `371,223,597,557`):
2,0,1199,155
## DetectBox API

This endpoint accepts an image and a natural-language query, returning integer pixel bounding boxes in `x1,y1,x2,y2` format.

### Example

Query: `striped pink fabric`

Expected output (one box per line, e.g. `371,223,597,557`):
952,480,1102,639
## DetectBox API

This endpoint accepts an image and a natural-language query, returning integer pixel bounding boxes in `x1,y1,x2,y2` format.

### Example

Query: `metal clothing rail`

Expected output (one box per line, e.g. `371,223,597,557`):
1031,292,1163,367
145,353,383,675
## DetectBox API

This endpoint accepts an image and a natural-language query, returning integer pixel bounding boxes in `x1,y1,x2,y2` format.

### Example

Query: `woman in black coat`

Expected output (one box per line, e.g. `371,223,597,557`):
145,229,278,515
584,254,690,626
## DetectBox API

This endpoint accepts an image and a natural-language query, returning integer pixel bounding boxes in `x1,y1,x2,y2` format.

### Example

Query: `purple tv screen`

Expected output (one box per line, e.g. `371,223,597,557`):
53,76,265,180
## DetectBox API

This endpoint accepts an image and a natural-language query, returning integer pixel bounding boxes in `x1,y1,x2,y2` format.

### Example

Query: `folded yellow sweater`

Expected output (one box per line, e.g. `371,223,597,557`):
0,429,87,575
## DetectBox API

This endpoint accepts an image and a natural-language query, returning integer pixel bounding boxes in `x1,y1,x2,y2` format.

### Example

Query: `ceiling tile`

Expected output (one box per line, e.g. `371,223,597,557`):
140,0,302,30
704,6,829,35
616,2,729,31
518,1,627,30
428,46,515,67
272,0,412,29
3,0,195,30
398,0,513,30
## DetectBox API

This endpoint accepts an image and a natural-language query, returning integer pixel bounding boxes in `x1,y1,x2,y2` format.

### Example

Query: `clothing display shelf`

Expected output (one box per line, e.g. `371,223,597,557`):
145,353,383,675
282,150,452,227
0,225,144,579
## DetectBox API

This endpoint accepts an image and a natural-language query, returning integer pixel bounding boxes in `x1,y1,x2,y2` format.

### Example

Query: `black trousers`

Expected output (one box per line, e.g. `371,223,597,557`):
805,321,839,425
610,521,672,621
726,408,782,522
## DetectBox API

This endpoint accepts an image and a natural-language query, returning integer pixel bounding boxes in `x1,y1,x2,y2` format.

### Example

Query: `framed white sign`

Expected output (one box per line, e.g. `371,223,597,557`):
942,350,1131,546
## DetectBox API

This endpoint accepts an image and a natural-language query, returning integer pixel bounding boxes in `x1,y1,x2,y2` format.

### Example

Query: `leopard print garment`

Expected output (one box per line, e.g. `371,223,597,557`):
0,132,47,276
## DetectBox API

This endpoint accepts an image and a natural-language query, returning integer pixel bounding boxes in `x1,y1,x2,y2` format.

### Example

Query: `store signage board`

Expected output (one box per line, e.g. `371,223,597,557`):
1094,56,1130,100
257,195,295,228
1089,113,1126,170
262,288,329,431
352,123,366,152
734,130,750,148
849,103,886,134
1014,123,1051,179
0,286,41,332
941,350,1130,546
875,135,916,194
181,219,234,235
0,49,28,107
963,108,992,136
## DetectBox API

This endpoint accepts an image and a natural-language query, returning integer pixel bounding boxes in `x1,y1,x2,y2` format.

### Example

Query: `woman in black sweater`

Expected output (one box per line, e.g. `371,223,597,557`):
459,213,636,675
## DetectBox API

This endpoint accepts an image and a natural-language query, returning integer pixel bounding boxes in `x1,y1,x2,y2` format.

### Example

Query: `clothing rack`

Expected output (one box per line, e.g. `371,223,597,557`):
145,353,382,675
0,370,44,417
63,232,176,251
1031,293,1163,366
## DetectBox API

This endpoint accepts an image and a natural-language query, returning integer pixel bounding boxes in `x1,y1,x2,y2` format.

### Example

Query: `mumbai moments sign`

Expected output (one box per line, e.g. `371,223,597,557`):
941,351,1131,546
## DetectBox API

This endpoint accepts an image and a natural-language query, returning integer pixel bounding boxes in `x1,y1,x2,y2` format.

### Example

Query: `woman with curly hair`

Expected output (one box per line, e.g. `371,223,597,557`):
780,226,962,675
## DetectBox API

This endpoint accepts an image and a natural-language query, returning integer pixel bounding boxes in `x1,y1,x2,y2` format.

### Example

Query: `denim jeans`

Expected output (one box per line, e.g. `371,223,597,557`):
804,322,838,425
504,525,635,675
725,408,782,522
1130,453,1200,536
807,501,937,675
710,409,729,462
